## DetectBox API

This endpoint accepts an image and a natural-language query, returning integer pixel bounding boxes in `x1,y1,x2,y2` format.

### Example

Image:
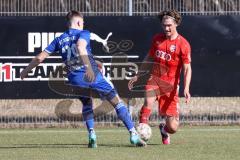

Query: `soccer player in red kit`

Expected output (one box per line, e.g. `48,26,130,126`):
129,10,192,145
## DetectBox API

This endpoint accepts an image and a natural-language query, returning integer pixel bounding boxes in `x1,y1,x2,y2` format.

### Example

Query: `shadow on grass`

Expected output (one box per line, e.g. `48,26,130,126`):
0,143,87,149
98,142,162,147
98,143,132,148
146,143,161,146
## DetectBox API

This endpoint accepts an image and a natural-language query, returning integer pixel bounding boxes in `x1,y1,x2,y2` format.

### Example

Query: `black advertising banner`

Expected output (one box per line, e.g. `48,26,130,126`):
0,16,239,98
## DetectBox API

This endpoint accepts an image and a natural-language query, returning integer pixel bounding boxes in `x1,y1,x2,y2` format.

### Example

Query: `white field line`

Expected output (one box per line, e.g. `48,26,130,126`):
0,55,139,59
0,128,240,134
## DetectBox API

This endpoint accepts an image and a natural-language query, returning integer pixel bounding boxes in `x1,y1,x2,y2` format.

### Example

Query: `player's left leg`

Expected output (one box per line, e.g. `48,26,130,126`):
159,116,179,145
158,90,180,145
68,71,97,148
79,97,97,148
165,116,179,134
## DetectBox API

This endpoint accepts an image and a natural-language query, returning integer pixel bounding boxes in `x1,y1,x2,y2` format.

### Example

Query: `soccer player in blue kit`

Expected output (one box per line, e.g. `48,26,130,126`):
20,10,146,148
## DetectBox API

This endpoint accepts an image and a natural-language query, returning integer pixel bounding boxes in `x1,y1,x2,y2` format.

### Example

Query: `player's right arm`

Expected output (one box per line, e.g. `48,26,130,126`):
20,51,49,80
21,38,58,80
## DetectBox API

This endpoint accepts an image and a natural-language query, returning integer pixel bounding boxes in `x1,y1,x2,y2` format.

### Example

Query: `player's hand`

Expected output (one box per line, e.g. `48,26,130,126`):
20,69,28,80
184,89,191,104
85,67,95,82
95,60,104,74
128,76,138,90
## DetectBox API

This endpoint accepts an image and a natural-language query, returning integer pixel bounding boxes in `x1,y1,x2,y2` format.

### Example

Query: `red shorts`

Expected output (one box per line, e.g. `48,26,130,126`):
145,75,180,117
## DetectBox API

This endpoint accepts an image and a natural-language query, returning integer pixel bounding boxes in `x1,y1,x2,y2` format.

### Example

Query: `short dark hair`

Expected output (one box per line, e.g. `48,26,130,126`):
158,9,182,25
66,10,83,26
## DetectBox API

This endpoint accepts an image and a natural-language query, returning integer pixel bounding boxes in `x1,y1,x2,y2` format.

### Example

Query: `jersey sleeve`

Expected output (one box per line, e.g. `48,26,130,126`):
181,40,191,64
78,30,90,44
44,38,59,54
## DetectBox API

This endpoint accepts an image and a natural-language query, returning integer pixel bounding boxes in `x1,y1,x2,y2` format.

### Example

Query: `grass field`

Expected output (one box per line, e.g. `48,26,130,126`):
0,126,240,160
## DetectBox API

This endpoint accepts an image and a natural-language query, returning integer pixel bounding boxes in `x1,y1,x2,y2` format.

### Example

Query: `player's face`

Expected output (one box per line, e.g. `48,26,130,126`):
78,17,84,29
162,18,177,37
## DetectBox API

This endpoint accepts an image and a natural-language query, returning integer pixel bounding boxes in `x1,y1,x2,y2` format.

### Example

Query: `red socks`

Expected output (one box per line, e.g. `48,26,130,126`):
139,107,151,124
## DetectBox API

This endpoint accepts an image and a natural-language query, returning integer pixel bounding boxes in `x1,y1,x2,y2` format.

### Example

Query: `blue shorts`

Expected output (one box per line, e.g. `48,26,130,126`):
68,70,117,100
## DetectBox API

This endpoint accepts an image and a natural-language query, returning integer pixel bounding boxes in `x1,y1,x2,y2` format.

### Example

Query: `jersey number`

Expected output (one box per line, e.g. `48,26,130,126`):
66,44,79,62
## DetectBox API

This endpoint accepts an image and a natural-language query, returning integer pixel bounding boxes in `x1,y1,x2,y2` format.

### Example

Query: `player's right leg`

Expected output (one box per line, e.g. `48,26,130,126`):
139,92,156,124
108,95,146,147
92,74,146,146
139,75,159,124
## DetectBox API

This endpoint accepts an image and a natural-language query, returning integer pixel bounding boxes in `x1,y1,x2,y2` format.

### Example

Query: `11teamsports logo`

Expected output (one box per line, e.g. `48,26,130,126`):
0,63,66,82
0,32,138,82
0,62,138,82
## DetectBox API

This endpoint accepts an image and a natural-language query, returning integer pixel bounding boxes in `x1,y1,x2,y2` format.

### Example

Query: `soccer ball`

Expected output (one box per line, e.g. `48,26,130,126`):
136,123,152,142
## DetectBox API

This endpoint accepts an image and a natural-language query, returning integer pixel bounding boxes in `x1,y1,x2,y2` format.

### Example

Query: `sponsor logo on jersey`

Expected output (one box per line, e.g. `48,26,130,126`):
155,50,171,61
170,45,176,53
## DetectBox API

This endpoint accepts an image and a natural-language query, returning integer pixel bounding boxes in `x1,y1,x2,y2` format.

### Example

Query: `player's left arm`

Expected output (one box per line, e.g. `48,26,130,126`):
77,30,96,82
181,40,192,103
183,63,192,103
20,51,49,80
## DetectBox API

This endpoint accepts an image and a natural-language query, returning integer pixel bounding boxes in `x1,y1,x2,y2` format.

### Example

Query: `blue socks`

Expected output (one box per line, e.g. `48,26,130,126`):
80,97,94,133
82,105,94,132
115,102,134,131
80,97,135,134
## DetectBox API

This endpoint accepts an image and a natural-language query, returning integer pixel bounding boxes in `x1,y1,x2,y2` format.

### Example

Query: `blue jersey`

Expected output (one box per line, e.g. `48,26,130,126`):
45,28,116,100
44,28,98,73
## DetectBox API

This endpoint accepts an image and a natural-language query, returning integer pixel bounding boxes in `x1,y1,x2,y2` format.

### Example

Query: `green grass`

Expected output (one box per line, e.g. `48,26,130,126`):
0,126,240,160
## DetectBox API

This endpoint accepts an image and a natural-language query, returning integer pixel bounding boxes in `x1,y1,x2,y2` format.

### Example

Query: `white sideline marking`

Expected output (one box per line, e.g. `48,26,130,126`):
0,128,240,134
0,55,139,59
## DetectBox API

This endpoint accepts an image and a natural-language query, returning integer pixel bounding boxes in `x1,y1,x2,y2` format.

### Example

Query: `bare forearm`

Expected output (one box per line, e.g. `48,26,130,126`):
24,58,41,72
77,39,95,82
21,51,48,79
26,51,48,72
137,55,153,77
78,47,93,69
183,65,192,91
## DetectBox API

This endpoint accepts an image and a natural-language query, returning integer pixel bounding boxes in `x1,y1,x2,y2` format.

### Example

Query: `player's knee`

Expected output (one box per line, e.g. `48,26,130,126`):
82,105,94,121
109,95,121,106
144,97,155,107
167,124,178,134
166,118,179,134
79,97,92,106
106,90,119,104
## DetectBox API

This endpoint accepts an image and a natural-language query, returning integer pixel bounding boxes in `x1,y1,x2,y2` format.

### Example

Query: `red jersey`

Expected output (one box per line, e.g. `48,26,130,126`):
148,33,191,87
